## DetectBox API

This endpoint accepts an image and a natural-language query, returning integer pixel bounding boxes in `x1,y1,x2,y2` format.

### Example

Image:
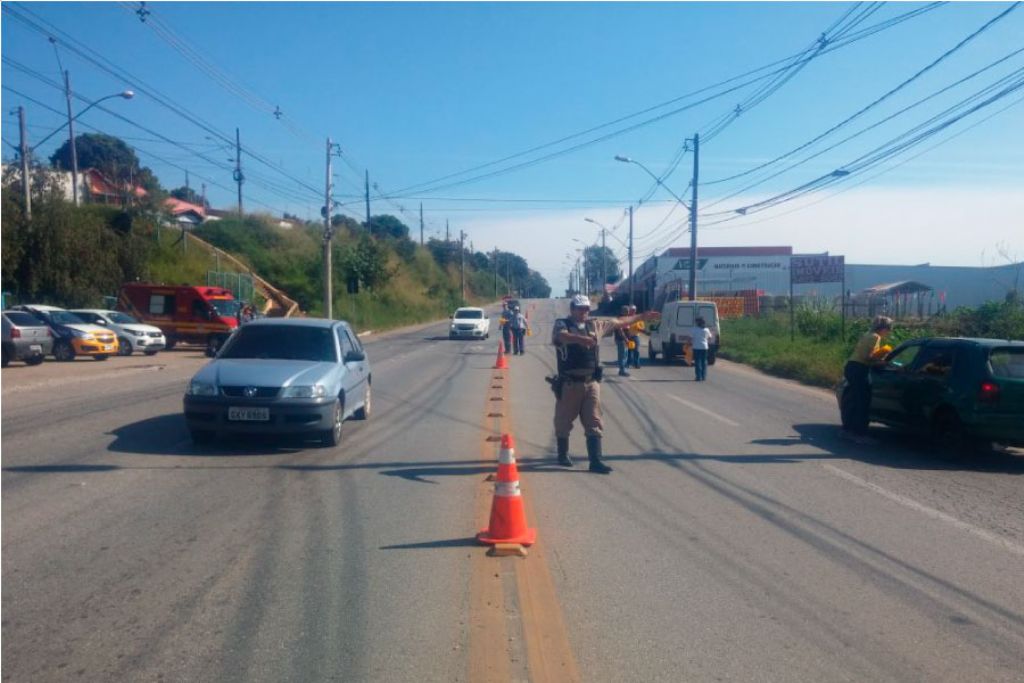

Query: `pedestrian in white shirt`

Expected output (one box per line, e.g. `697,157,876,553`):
687,317,714,381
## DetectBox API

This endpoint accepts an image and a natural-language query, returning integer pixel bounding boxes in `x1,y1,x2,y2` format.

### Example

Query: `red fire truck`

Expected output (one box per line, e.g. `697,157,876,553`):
117,284,240,356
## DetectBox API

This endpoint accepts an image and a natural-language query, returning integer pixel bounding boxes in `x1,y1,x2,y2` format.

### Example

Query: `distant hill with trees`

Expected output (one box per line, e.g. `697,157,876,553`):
3,133,550,331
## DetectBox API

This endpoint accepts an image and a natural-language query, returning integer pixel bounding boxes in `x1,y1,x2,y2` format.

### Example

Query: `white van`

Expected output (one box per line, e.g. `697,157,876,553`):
647,300,721,364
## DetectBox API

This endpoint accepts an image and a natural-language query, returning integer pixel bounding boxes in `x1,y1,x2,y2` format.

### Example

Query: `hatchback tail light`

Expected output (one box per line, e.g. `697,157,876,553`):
978,381,1001,405
10,328,21,339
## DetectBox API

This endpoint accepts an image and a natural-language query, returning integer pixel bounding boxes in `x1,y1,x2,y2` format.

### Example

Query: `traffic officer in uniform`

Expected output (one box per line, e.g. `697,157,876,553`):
551,295,659,473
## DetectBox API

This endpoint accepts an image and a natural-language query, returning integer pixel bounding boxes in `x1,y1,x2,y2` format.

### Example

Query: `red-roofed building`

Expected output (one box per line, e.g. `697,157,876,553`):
163,197,207,227
83,168,148,205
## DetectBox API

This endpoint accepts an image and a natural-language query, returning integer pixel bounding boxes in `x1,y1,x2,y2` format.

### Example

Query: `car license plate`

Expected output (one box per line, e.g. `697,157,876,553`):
104,345,114,352
228,407,270,422
29,344,42,354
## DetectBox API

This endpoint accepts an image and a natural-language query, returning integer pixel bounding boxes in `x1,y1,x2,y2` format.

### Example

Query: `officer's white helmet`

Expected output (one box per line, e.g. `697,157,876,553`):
570,294,591,310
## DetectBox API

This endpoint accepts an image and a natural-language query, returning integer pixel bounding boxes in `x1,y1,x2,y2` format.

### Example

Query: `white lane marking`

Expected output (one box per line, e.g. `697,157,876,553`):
822,464,1024,558
667,394,740,427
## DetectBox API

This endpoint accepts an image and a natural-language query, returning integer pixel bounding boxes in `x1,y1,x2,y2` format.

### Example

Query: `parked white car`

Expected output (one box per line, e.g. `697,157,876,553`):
449,307,491,340
71,309,167,356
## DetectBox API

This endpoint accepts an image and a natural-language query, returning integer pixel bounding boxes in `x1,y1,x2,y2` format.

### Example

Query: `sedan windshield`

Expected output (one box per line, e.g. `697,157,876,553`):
455,310,484,319
219,325,337,362
46,310,87,325
108,311,139,324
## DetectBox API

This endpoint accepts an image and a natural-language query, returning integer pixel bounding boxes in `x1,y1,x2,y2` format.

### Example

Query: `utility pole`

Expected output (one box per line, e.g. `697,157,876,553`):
601,228,607,294
445,219,450,243
689,133,699,301
64,70,80,206
233,127,244,215
493,248,498,299
364,169,371,226
419,202,424,245
18,106,31,219
506,257,511,296
185,169,190,196
323,137,334,319
628,205,634,305
460,230,466,305
201,183,207,208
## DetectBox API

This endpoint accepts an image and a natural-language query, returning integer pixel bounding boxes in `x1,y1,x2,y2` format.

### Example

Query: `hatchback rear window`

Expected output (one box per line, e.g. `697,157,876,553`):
4,311,40,326
988,348,1024,379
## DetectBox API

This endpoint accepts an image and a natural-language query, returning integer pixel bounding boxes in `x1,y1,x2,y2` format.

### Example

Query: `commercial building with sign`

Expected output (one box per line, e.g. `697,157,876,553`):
628,246,793,310
624,245,1021,313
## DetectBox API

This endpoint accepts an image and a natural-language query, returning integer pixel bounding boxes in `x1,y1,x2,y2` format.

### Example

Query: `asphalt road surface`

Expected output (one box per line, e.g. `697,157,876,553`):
3,299,1023,682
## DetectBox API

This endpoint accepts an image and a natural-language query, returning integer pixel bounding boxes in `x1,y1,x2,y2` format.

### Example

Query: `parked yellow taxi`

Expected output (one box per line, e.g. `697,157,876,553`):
11,304,119,361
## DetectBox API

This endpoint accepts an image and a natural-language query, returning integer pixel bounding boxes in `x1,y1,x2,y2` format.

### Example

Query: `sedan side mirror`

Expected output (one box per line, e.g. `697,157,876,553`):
345,350,366,363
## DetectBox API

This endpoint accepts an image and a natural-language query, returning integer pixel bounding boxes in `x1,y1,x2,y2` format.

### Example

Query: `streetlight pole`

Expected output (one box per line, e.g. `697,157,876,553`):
63,71,80,206
688,133,699,301
323,137,334,319
628,206,634,306
615,153,694,304
29,82,135,208
584,217,609,296
18,106,31,219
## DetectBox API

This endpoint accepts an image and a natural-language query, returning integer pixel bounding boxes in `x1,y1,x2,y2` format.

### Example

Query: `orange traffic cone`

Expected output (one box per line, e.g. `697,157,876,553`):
478,434,536,546
494,341,509,369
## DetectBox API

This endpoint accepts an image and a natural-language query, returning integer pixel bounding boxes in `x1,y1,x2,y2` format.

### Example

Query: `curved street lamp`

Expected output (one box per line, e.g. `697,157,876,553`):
616,153,697,300
33,81,135,206
614,155,691,211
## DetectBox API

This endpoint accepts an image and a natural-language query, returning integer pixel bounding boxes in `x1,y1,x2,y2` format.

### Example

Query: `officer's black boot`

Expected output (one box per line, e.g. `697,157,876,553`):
556,437,573,467
586,435,612,474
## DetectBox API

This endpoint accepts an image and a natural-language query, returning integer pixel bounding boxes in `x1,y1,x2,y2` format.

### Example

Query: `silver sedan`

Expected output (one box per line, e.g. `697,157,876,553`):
183,318,371,447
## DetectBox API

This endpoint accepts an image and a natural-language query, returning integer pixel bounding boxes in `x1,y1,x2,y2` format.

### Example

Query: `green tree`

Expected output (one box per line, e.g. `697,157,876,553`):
584,245,621,290
340,234,392,290
366,214,410,241
169,186,203,205
50,133,137,183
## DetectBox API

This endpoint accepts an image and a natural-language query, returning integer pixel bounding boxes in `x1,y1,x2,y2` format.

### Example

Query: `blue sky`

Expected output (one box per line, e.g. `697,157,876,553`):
3,2,1022,291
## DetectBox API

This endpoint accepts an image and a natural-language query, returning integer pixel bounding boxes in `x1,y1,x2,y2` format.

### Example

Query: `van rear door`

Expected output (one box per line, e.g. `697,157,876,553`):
674,305,694,328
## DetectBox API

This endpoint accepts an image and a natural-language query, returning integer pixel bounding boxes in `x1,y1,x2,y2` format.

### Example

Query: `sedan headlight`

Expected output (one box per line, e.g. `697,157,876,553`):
187,380,218,396
130,329,148,337
282,384,327,398
71,329,95,340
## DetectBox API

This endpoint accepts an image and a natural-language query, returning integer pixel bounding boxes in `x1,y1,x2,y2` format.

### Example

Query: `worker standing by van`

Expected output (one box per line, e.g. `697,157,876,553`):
550,295,658,473
687,316,714,381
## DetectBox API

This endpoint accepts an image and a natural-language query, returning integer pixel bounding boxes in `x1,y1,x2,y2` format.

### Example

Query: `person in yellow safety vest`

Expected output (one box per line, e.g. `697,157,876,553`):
499,303,513,354
626,305,642,369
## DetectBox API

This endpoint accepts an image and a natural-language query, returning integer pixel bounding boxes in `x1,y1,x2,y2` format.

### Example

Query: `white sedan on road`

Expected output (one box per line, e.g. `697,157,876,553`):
449,307,491,340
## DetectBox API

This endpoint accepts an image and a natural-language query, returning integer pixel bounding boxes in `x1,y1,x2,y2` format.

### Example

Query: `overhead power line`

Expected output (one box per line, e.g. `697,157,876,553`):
3,2,324,203
702,1,1020,187
701,46,1024,211
388,2,947,197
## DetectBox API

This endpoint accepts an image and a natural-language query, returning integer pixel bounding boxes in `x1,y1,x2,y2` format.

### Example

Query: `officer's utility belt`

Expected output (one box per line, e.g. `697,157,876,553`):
560,367,602,383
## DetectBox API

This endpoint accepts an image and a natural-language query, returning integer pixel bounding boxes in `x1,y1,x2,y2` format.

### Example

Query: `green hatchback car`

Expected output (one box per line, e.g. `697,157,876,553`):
837,337,1024,448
